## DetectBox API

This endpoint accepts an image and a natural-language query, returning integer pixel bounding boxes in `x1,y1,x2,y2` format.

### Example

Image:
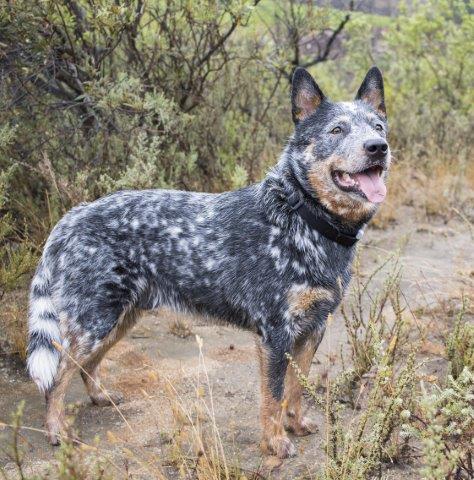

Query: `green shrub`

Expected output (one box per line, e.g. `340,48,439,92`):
401,368,474,480
341,254,407,384
445,299,474,379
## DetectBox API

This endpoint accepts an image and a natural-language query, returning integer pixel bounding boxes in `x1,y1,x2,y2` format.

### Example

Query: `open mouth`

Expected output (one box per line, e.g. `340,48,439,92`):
332,166,387,203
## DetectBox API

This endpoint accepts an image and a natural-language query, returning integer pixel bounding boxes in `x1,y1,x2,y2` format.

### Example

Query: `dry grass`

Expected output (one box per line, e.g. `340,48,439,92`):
168,313,193,339
161,336,263,480
372,157,474,230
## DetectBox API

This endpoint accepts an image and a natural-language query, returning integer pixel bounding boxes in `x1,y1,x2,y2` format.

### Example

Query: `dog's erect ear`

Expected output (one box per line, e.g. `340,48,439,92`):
356,66,386,116
291,68,325,124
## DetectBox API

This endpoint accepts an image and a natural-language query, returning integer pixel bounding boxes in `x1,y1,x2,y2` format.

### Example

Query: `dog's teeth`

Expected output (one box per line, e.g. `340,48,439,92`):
342,173,352,183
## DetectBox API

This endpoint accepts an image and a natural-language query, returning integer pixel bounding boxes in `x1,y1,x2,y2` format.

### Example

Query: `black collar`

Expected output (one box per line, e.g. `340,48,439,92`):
284,182,364,248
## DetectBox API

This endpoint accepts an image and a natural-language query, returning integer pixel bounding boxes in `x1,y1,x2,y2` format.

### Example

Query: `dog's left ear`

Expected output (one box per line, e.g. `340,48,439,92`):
356,66,386,117
291,67,325,124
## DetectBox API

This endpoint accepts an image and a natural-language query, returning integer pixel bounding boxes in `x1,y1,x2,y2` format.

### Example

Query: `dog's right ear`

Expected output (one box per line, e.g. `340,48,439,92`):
291,68,325,124
356,66,386,117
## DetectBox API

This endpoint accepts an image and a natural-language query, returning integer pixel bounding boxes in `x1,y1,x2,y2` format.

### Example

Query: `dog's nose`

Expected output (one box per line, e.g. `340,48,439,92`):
364,139,388,158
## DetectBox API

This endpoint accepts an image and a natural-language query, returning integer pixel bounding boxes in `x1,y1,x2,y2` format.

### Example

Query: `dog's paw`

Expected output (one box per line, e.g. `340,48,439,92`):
262,435,297,459
287,416,318,437
47,430,61,446
46,418,75,446
91,390,124,407
46,416,64,446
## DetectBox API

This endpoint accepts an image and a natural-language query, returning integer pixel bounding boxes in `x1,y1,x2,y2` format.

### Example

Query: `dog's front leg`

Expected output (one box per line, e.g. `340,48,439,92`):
284,327,325,436
256,338,296,459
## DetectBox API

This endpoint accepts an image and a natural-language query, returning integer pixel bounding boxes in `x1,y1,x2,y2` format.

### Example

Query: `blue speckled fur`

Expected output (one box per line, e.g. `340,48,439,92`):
27,67,391,456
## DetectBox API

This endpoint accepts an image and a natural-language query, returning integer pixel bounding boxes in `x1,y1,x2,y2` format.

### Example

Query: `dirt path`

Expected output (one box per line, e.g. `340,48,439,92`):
1,209,472,478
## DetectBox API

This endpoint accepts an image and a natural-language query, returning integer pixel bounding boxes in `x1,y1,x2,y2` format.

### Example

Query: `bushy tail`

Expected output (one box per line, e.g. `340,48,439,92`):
27,260,61,394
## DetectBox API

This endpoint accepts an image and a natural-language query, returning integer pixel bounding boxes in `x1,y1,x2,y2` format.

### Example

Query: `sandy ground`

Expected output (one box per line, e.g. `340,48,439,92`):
0,207,472,479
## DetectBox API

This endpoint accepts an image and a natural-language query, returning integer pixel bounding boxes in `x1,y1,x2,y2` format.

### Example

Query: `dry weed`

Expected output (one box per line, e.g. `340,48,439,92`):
162,335,262,480
168,313,193,339
341,254,409,384
371,156,474,229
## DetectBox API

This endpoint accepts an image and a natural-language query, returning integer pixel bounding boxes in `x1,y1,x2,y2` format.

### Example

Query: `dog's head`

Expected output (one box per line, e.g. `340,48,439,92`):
288,67,391,224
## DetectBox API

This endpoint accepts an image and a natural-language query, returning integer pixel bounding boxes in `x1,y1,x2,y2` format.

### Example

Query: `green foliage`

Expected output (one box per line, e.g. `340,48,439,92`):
401,368,474,479
289,334,416,480
256,0,354,80
446,299,474,379
1,0,471,254
0,0,282,224
0,169,37,299
321,356,416,480
341,254,407,384
384,0,473,163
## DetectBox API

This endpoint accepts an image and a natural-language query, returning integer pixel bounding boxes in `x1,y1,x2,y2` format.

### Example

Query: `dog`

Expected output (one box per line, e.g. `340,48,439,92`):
27,66,390,458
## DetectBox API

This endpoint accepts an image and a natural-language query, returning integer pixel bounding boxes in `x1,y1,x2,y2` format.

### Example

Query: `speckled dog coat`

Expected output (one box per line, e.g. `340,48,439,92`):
27,66,391,457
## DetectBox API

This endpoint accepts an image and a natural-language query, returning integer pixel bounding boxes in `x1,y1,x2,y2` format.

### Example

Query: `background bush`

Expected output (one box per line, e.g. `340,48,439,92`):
0,0,472,349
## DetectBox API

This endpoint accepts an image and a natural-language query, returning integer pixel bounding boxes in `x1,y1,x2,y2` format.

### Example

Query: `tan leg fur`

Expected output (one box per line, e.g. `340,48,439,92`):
256,341,296,459
284,332,322,436
45,357,77,445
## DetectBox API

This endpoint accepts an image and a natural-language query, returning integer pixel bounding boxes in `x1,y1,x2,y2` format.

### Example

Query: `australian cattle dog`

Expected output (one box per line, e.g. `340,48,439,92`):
27,66,390,458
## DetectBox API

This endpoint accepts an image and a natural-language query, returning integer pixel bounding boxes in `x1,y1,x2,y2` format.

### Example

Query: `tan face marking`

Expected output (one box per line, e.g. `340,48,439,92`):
307,154,376,223
288,286,334,317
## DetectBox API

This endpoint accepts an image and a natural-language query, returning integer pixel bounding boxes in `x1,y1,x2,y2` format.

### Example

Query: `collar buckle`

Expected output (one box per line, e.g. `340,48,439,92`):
286,190,304,212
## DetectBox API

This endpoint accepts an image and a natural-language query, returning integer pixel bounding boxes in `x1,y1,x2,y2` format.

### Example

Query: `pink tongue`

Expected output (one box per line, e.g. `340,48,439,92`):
353,170,387,203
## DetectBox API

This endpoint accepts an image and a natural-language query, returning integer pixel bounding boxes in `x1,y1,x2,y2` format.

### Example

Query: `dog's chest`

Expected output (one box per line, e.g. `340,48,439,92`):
285,267,349,312
268,223,353,327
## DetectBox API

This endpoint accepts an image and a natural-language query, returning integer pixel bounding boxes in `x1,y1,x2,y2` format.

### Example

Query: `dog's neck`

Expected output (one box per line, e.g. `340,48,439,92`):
261,161,371,237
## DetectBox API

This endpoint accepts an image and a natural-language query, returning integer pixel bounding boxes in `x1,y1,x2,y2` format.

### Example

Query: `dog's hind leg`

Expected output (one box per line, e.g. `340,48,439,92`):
80,347,124,407
256,337,296,459
80,308,140,407
284,326,325,436
45,355,78,445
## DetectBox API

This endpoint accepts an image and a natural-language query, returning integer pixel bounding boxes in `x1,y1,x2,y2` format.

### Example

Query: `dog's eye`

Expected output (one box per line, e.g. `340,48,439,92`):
375,124,384,132
330,126,342,134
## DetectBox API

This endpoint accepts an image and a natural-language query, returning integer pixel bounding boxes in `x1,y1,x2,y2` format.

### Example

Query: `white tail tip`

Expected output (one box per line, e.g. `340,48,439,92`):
27,347,59,393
